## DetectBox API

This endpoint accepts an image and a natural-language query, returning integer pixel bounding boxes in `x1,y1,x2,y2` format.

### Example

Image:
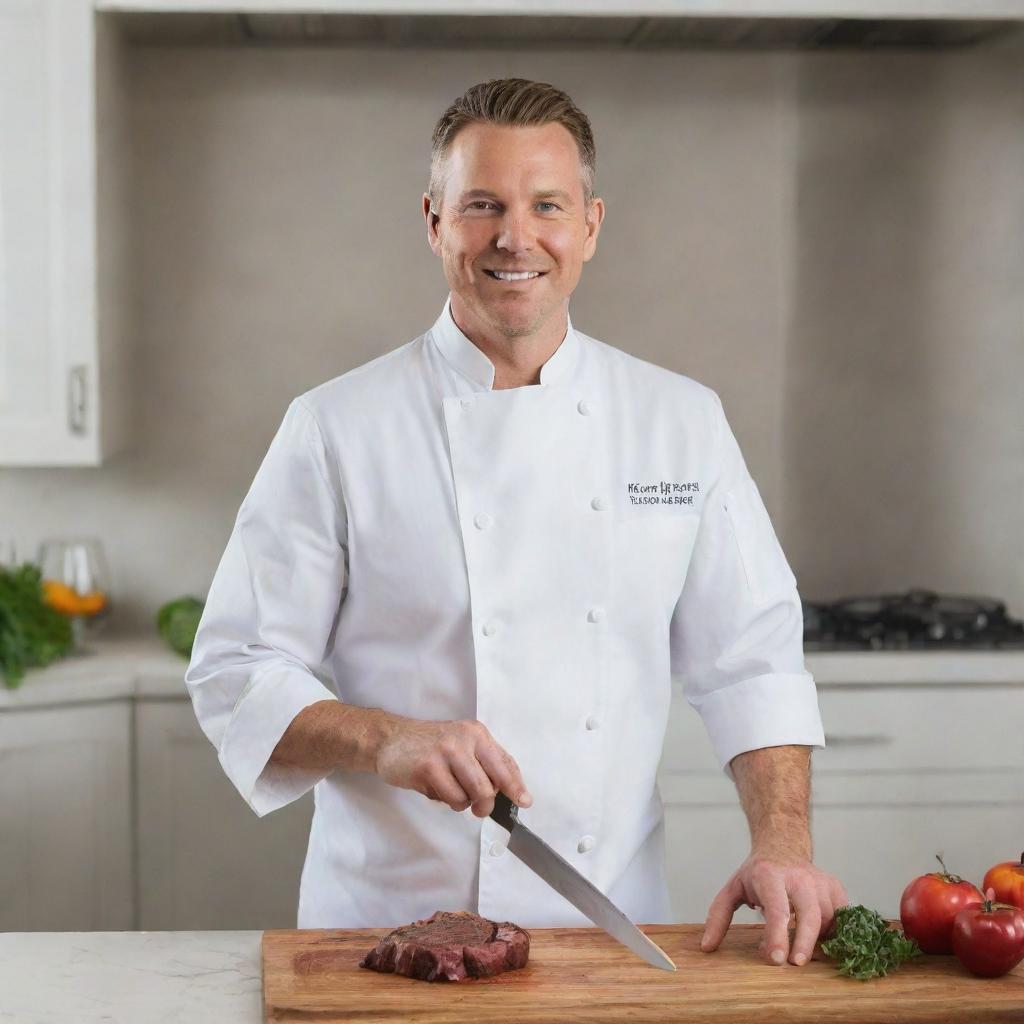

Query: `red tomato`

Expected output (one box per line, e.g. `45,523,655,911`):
952,896,1024,977
983,854,1024,911
900,855,984,954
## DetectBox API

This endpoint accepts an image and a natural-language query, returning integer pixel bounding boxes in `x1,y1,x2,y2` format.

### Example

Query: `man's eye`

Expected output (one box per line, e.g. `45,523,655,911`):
465,201,560,211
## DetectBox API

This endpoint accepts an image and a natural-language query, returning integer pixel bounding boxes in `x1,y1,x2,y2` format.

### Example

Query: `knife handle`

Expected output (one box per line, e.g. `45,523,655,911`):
489,792,520,833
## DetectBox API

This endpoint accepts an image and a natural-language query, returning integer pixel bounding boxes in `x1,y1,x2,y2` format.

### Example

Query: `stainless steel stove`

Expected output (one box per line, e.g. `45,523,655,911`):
803,589,1024,651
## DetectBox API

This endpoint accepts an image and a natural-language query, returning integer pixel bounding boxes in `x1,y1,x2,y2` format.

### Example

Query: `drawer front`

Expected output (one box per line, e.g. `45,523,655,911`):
816,686,1024,772
660,685,1024,776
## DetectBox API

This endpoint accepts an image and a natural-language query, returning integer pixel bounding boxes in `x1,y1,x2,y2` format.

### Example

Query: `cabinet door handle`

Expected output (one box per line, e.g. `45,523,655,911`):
68,365,87,435
824,733,893,747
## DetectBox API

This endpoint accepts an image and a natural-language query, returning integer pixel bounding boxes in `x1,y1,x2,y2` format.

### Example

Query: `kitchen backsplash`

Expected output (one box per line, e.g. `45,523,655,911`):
1,42,1021,632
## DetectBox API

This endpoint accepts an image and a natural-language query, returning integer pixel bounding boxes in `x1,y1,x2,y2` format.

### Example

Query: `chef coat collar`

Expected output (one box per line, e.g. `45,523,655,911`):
429,293,580,392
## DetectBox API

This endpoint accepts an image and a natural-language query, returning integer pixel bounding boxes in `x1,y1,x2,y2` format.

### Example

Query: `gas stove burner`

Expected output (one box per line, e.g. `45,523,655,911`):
803,588,1024,650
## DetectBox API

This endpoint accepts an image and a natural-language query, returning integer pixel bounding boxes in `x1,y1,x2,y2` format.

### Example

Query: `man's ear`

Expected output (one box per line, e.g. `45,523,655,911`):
423,195,442,242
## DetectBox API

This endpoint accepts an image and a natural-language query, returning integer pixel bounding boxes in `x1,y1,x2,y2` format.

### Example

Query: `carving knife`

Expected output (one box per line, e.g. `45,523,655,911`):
489,793,676,971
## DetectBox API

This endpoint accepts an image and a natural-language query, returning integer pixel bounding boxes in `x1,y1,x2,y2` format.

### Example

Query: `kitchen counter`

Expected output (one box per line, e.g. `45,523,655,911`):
0,635,190,709
6,926,1018,1024
0,930,262,1024
3,635,1024,710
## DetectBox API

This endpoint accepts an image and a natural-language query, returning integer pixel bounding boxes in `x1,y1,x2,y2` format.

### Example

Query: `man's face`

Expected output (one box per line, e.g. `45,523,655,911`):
424,121,604,339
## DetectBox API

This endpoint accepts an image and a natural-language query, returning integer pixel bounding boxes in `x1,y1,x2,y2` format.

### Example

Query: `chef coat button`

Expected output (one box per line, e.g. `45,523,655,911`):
577,400,592,416
590,497,609,511
482,621,499,637
489,841,506,857
461,398,472,409
586,607,605,624
585,716,600,731
577,836,596,854
474,512,493,530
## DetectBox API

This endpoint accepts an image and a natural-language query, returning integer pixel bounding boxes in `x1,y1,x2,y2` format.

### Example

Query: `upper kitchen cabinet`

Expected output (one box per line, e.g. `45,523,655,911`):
95,0,1024,16
98,3,1023,49
0,0,131,466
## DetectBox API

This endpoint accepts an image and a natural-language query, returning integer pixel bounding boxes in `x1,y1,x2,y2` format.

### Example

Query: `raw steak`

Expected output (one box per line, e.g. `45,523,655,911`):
358,910,530,982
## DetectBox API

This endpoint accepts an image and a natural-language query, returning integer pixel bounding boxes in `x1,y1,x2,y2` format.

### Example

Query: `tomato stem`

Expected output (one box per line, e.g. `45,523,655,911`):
983,899,1021,914
933,852,965,884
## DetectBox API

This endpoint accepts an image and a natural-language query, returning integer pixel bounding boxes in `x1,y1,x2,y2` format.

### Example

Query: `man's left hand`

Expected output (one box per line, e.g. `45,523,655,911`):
699,847,849,966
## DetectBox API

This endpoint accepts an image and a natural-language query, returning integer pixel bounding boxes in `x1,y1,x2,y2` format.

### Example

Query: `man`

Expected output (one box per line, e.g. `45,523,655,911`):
186,77,847,967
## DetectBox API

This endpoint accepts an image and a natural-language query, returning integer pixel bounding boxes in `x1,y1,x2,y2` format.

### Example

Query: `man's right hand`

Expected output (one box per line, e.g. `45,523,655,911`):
374,716,533,818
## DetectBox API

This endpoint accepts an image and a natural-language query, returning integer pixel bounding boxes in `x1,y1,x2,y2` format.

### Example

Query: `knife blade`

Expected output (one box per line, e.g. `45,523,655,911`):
489,793,676,971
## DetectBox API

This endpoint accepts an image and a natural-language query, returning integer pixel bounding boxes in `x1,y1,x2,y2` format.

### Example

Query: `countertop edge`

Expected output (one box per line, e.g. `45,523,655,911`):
2,637,1023,710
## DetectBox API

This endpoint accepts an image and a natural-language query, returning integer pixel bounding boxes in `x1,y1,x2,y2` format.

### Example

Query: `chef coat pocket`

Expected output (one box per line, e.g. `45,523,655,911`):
613,508,702,598
723,476,797,603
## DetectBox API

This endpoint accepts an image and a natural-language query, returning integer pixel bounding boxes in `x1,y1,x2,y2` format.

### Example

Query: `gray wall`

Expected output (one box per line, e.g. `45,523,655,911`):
787,49,1024,605
1,40,1022,634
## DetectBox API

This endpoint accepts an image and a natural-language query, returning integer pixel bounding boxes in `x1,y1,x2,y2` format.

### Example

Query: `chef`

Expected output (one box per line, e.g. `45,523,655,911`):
185,77,848,968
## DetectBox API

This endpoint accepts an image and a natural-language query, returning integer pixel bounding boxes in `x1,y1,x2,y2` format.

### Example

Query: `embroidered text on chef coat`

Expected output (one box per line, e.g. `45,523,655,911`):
627,480,702,507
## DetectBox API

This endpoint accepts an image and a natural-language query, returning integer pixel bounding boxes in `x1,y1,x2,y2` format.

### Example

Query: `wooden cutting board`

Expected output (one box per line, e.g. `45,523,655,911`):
262,923,1024,1023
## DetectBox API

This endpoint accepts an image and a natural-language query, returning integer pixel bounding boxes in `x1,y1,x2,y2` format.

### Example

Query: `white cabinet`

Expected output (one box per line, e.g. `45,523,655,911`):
135,699,313,930
0,701,133,931
658,683,1024,922
0,0,129,466
0,692,312,932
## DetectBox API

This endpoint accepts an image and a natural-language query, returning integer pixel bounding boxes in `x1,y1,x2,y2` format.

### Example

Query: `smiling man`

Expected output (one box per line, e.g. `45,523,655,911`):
424,118,602,388
186,78,847,969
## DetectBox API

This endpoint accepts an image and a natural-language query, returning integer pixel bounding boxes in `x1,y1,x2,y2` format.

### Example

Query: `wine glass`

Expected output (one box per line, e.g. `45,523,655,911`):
37,538,112,653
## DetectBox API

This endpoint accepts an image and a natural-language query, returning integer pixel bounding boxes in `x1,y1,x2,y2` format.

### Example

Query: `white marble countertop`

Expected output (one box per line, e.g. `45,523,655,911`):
0,635,190,709
2,634,1023,710
0,931,262,1024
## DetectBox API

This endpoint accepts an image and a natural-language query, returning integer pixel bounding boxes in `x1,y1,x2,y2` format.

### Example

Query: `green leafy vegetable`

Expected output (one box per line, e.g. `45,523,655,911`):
0,563,74,688
157,596,205,658
821,904,922,980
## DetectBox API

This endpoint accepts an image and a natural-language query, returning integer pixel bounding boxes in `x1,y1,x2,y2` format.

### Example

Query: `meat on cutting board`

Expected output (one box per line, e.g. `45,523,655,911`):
358,910,530,982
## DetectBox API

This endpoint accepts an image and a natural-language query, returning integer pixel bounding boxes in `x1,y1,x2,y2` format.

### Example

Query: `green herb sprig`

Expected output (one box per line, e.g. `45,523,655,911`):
820,905,922,980
0,563,74,688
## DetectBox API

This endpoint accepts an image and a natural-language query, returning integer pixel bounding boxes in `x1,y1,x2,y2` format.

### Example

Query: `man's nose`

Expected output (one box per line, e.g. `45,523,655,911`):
495,210,535,253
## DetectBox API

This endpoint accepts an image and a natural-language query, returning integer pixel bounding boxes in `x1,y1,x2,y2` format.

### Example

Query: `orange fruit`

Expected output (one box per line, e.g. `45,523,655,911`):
42,579,80,615
42,580,107,617
76,591,107,616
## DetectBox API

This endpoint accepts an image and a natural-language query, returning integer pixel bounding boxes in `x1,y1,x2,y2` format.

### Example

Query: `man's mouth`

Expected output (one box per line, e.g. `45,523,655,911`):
483,269,547,282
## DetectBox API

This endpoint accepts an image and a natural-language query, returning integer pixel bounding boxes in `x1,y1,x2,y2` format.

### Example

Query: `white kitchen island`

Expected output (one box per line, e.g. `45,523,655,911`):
0,931,263,1023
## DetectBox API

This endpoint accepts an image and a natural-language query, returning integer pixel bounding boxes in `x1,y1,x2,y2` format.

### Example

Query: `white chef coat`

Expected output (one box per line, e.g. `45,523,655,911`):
185,293,825,929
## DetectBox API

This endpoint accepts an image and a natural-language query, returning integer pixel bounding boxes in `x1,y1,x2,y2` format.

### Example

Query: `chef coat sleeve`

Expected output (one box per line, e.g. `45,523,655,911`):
669,391,825,782
185,398,347,817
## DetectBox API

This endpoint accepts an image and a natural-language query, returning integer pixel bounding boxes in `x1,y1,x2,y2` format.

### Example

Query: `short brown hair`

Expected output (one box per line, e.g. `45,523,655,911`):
428,78,597,214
